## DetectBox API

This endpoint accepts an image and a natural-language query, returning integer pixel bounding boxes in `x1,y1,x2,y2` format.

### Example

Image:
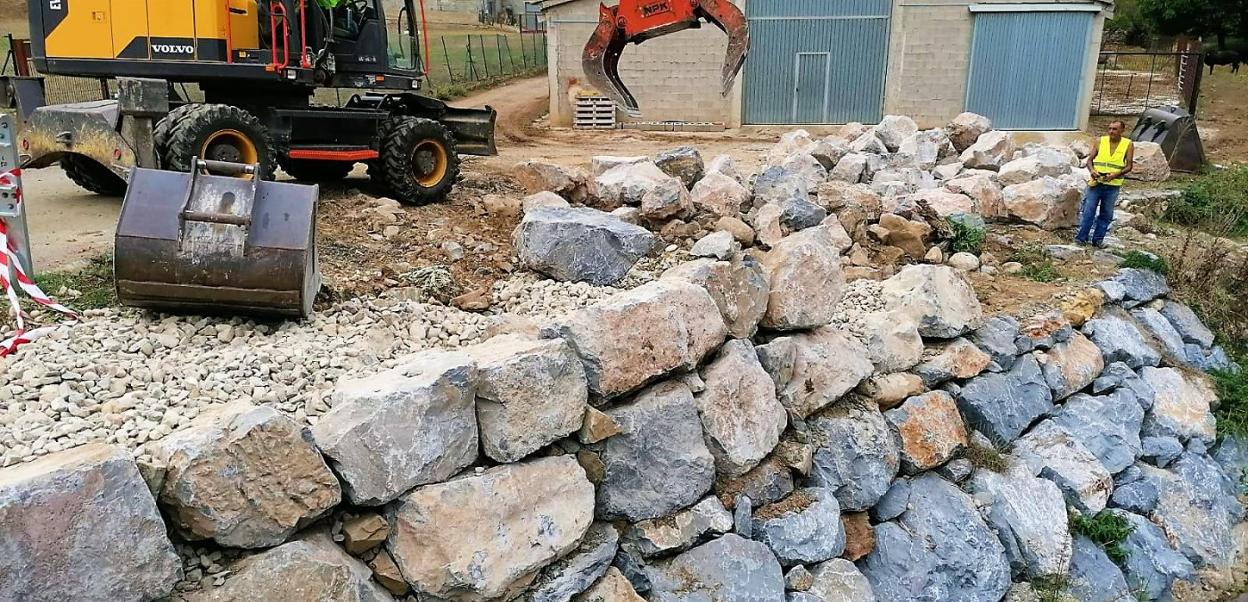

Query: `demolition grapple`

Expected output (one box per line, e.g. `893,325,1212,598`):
582,0,751,117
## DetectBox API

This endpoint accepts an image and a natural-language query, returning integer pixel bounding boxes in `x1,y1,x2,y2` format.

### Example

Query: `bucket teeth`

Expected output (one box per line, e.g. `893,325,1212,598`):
581,0,750,117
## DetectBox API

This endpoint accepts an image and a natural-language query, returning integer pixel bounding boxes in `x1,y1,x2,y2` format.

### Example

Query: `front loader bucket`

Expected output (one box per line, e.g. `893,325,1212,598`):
115,160,321,319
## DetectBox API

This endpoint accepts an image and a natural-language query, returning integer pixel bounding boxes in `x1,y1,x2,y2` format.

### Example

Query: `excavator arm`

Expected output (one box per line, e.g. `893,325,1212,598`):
582,0,750,117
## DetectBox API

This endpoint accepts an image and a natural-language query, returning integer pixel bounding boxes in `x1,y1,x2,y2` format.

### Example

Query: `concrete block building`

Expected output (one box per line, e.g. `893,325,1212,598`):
539,0,1114,130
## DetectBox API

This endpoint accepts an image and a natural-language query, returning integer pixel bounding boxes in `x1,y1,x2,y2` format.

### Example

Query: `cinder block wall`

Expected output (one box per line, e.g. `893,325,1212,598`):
883,0,1108,130
545,0,739,127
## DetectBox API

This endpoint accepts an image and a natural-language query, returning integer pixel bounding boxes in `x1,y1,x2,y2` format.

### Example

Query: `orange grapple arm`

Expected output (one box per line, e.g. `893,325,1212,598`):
582,0,750,117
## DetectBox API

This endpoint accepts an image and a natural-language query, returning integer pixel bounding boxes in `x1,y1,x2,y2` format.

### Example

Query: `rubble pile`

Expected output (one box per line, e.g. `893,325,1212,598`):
508,114,1170,288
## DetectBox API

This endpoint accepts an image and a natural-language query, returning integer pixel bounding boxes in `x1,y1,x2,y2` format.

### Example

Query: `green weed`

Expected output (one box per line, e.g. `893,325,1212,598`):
961,441,1010,473
1070,511,1133,565
34,254,116,309
1211,345,1248,437
948,217,986,255
1009,243,1060,282
1118,250,1169,275
1163,165,1248,237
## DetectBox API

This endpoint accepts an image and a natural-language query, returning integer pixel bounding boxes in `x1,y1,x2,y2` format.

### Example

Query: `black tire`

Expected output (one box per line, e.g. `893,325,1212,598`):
379,117,459,205
157,104,277,178
280,158,355,182
152,103,197,162
60,154,127,196
367,116,400,195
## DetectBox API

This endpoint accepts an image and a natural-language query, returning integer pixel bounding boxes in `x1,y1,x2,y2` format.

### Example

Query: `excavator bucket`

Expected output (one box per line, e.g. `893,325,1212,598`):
115,160,321,318
582,0,750,117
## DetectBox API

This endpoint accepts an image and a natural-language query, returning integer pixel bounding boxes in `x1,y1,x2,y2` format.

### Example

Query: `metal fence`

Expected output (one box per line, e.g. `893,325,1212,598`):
1091,47,1204,116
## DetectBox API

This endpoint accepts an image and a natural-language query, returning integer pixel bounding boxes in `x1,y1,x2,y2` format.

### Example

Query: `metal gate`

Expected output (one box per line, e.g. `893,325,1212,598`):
743,0,891,125
965,9,1096,130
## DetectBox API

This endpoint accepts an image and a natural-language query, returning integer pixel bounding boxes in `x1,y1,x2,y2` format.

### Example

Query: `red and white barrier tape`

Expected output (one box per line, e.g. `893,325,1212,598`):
0,169,78,356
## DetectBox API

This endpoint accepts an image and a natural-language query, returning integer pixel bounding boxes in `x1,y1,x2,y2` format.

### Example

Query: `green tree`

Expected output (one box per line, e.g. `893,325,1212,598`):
1137,0,1245,48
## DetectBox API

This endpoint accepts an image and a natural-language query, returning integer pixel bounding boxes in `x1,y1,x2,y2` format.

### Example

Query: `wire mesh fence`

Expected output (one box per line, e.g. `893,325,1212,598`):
1091,48,1204,117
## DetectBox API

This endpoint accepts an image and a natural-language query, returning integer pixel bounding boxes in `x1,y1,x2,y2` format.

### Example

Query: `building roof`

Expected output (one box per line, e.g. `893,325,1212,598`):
536,0,582,10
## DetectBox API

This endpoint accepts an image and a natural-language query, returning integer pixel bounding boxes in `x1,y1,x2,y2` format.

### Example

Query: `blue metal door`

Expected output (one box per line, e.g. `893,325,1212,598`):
744,0,891,125
966,11,1096,130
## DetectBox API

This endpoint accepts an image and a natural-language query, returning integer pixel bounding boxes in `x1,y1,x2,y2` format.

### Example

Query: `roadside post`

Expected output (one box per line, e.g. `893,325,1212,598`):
0,113,32,279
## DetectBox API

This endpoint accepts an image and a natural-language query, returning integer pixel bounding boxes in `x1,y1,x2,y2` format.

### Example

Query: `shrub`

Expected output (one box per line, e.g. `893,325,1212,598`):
1163,166,1248,237
1164,222,1248,343
1070,511,1133,565
1118,251,1169,274
948,217,986,255
1211,346,1248,437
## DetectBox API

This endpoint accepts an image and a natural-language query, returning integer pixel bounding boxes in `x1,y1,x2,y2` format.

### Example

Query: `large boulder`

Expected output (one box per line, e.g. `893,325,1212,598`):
691,172,751,218
1159,300,1216,348
591,155,648,177
1083,312,1162,370
956,354,1054,445
645,534,786,601
804,559,876,602
1150,452,1244,568
947,112,993,152
873,115,919,152
527,522,620,602
1000,176,1084,229
514,206,659,286
1066,536,1133,602
468,336,588,463
1010,420,1113,513
756,327,874,419
595,381,717,521
706,154,745,185
1112,509,1196,600
906,189,976,218
1131,307,1189,360
885,391,968,474
971,315,1022,372
914,337,992,386
640,177,694,222
575,567,645,602
1104,268,1170,308
882,265,983,338
0,444,182,602
1049,390,1145,474
626,496,733,557
781,152,831,190
897,129,956,170
859,474,1011,602
515,161,589,202
806,138,853,171
387,456,595,600
945,175,1005,219
1040,332,1105,400
850,131,890,154
655,146,705,188
859,311,924,374
807,398,900,511
151,402,341,548
996,151,1073,186
768,130,815,164
960,130,1016,171
595,161,678,207
830,153,869,183
542,279,727,399
1139,366,1217,444
696,340,788,477
753,165,810,209
185,532,394,602
969,470,1073,578
752,488,846,565
759,226,846,330
1128,141,1171,182
312,351,477,506
876,213,932,259
662,256,769,340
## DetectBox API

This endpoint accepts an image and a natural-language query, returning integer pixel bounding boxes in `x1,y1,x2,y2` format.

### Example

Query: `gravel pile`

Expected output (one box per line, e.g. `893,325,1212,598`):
0,299,497,467
827,278,888,337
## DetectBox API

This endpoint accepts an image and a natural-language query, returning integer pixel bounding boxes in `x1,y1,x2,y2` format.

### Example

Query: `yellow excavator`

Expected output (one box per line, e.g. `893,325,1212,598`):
19,0,496,204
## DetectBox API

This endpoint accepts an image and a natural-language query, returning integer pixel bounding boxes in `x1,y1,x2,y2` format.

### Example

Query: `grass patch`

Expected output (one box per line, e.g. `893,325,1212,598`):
1163,165,1248,238
962,441,1010,473
1070,511,1133,565
1031,576,1071,602
33,254,116,310
1118,250,1169,275
948,217,986,255
1211,346,1248,437
1009,243,1060,283
1164,220,1248,343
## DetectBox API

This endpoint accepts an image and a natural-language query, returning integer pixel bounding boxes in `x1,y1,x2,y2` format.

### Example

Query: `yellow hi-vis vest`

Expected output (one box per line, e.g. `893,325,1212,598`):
1093,136,1131,187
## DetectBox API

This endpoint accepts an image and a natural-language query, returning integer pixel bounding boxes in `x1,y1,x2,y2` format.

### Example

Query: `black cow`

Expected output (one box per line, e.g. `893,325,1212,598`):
1205,50,1243,74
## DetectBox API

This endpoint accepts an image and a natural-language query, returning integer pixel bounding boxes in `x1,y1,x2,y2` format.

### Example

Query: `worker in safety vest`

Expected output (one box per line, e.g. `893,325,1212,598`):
1076,120,1134,247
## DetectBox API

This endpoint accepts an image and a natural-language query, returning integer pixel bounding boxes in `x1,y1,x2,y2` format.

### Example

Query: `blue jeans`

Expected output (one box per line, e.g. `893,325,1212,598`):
1076,183,1121,244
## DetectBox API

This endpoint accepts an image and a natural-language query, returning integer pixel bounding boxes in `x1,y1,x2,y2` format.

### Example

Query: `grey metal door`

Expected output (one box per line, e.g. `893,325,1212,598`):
744,0,891,125
966,10,1096,130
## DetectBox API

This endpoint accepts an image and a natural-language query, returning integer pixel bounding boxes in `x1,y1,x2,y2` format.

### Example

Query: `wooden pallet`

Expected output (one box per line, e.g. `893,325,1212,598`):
574,96,617,130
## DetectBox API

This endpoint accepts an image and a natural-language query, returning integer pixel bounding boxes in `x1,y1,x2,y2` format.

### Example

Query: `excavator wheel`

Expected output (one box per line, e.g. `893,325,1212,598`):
378,117,459,205
60,154,127,196
157,104,277,179
280,158,355,182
